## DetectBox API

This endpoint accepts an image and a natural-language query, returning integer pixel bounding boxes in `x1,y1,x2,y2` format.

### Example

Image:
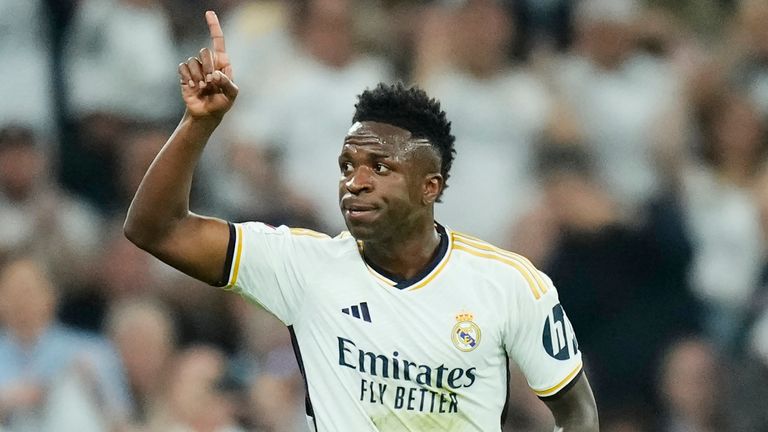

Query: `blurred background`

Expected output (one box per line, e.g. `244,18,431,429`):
1,0,768,430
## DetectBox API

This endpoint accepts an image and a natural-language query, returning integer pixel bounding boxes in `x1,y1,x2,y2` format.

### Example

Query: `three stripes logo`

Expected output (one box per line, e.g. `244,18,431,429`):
341,302,372,323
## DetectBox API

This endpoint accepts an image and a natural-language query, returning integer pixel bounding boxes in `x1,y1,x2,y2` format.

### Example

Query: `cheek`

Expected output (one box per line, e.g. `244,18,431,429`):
388,178,423,214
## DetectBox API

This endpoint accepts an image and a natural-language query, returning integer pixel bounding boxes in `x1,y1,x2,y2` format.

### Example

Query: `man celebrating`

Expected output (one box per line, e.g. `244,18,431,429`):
124,11,598,431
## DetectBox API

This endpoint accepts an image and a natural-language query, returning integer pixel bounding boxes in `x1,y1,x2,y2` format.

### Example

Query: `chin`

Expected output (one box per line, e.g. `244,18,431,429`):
345,220,377,241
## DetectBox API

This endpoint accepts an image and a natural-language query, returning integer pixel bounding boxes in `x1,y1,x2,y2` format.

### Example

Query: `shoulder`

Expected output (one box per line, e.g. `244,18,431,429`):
237,222,359,255
449,230,550,301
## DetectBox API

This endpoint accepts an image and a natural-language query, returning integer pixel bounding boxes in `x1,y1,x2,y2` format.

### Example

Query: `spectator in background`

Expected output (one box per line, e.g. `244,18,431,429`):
60,223,240,356
554,0,682,214
511,143,699,428
152,346,245,432
105,298,177,429
656,337,735,432
0,256,130,431
117,127,173,213
208,138,321,229
681,88,767,353
223,0,392,232
0,126,102,290
511,0,574,55
59,226,163,333
248,366,307,432
63,0,178,124
0,0,55,140
415,0,554,241
225,297,306,431
222,0,293,104
60,0,179,212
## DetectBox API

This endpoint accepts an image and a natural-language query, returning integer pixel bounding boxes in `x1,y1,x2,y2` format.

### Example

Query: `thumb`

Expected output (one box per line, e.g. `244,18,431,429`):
214,70,238,100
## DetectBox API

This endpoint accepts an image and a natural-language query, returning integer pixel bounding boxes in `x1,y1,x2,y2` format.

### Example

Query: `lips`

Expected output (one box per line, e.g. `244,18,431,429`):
341,198,376,211
341,199,378,221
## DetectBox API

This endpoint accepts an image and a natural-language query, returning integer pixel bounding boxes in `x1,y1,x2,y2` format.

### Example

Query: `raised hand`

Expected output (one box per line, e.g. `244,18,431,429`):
178,11,238,120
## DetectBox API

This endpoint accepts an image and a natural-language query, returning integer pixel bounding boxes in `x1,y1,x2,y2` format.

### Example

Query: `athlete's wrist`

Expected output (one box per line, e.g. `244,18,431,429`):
181,110,224,133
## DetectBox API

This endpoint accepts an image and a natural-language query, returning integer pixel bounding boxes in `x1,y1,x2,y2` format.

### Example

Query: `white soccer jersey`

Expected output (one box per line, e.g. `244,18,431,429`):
223,222,583,432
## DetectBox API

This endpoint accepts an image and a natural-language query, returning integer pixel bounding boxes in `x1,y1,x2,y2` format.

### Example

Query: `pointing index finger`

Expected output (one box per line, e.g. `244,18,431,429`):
205,11,232,78
206,11,225,52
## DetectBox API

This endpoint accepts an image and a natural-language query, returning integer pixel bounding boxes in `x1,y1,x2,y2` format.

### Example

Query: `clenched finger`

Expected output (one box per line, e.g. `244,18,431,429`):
212,70,238,100
199,48,214,82
178,62,195,88
186,56,206,88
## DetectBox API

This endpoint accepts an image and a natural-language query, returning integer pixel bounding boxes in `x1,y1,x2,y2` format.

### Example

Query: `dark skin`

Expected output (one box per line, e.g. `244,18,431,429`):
124,11,598,431
339,121,443,278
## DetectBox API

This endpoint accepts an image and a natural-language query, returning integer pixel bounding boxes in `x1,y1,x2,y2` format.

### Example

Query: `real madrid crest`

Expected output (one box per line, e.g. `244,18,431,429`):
451,312,481,352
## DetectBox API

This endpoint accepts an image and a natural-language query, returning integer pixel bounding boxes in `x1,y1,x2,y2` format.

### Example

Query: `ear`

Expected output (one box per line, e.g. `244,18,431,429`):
422,173,443,205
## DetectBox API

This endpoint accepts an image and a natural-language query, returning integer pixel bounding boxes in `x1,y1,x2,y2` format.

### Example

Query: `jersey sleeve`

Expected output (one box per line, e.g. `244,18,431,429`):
505,270,583,400
221,222,328,325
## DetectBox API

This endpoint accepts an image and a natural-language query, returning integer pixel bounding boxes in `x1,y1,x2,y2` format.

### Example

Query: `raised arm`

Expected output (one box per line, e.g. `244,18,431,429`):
544,374,599,432
124,11,239,285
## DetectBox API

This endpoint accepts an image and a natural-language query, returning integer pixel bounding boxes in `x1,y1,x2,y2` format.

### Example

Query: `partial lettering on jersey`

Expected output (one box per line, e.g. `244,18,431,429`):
542,303,579,361
338,336,476,414
225,222,585,430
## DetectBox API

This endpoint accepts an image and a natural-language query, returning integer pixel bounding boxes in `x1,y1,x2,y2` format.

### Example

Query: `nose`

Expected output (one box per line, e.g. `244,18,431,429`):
345,166,373,195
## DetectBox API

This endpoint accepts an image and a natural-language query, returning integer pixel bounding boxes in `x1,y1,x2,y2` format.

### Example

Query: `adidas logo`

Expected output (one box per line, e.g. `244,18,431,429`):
341,302,371,323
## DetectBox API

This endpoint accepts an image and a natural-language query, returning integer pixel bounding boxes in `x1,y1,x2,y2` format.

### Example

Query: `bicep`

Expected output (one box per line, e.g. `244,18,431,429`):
543,373,599,431
150,214,232,286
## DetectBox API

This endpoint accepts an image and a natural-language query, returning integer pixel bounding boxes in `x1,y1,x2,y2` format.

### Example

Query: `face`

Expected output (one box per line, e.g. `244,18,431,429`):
0,259,56,335
338,121,442,241
0,145,45,200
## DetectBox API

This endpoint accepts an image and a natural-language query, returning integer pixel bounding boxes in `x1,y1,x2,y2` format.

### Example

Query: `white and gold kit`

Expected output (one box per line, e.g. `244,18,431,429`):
223,221,583,432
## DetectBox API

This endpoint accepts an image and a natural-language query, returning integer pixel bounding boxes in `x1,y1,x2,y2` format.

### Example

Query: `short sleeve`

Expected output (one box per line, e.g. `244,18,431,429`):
505,270,583,399
222,222,329,325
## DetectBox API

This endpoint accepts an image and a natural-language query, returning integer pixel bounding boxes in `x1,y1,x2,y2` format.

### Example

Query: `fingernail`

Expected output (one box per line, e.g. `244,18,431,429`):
189,80,196,88
214,71,222,81
206,74,213,82
200,81,207,88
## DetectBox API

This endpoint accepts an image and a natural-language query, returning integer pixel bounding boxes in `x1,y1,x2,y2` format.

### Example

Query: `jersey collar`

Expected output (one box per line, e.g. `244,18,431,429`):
361,222,453,291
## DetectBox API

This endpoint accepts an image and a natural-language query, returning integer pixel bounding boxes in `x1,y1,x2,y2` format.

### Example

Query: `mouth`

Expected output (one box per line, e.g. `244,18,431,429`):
341,202,378,222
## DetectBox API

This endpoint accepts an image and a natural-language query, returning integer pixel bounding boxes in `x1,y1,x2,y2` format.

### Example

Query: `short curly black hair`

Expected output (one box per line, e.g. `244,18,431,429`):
352,82,456,200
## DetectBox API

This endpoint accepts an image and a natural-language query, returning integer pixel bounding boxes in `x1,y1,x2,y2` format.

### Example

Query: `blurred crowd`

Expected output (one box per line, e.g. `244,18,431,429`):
2,0,768,431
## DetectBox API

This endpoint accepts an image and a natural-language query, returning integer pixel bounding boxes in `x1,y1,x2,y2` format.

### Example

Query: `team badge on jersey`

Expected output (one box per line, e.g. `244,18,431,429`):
451,312,481,352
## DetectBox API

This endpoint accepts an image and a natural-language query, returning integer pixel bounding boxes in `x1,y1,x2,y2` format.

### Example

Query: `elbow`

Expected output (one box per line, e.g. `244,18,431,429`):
123,217,144,248
123,215,155,252
123,212,180,256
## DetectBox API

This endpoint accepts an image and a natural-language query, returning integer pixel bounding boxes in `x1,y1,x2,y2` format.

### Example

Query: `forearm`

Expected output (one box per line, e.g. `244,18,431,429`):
551,397,599,432
124,112,219,249
554,416,599,432
546,375,599,432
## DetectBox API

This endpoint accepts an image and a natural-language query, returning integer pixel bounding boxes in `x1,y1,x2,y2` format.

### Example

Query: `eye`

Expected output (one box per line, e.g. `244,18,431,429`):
340,161,353,175
374,163,390,174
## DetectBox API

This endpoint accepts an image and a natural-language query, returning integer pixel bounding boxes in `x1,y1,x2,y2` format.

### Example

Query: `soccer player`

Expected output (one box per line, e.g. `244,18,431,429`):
124,11,598,432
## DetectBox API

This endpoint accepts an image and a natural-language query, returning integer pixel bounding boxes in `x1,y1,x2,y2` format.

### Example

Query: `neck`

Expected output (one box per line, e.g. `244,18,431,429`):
362,220,441,281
